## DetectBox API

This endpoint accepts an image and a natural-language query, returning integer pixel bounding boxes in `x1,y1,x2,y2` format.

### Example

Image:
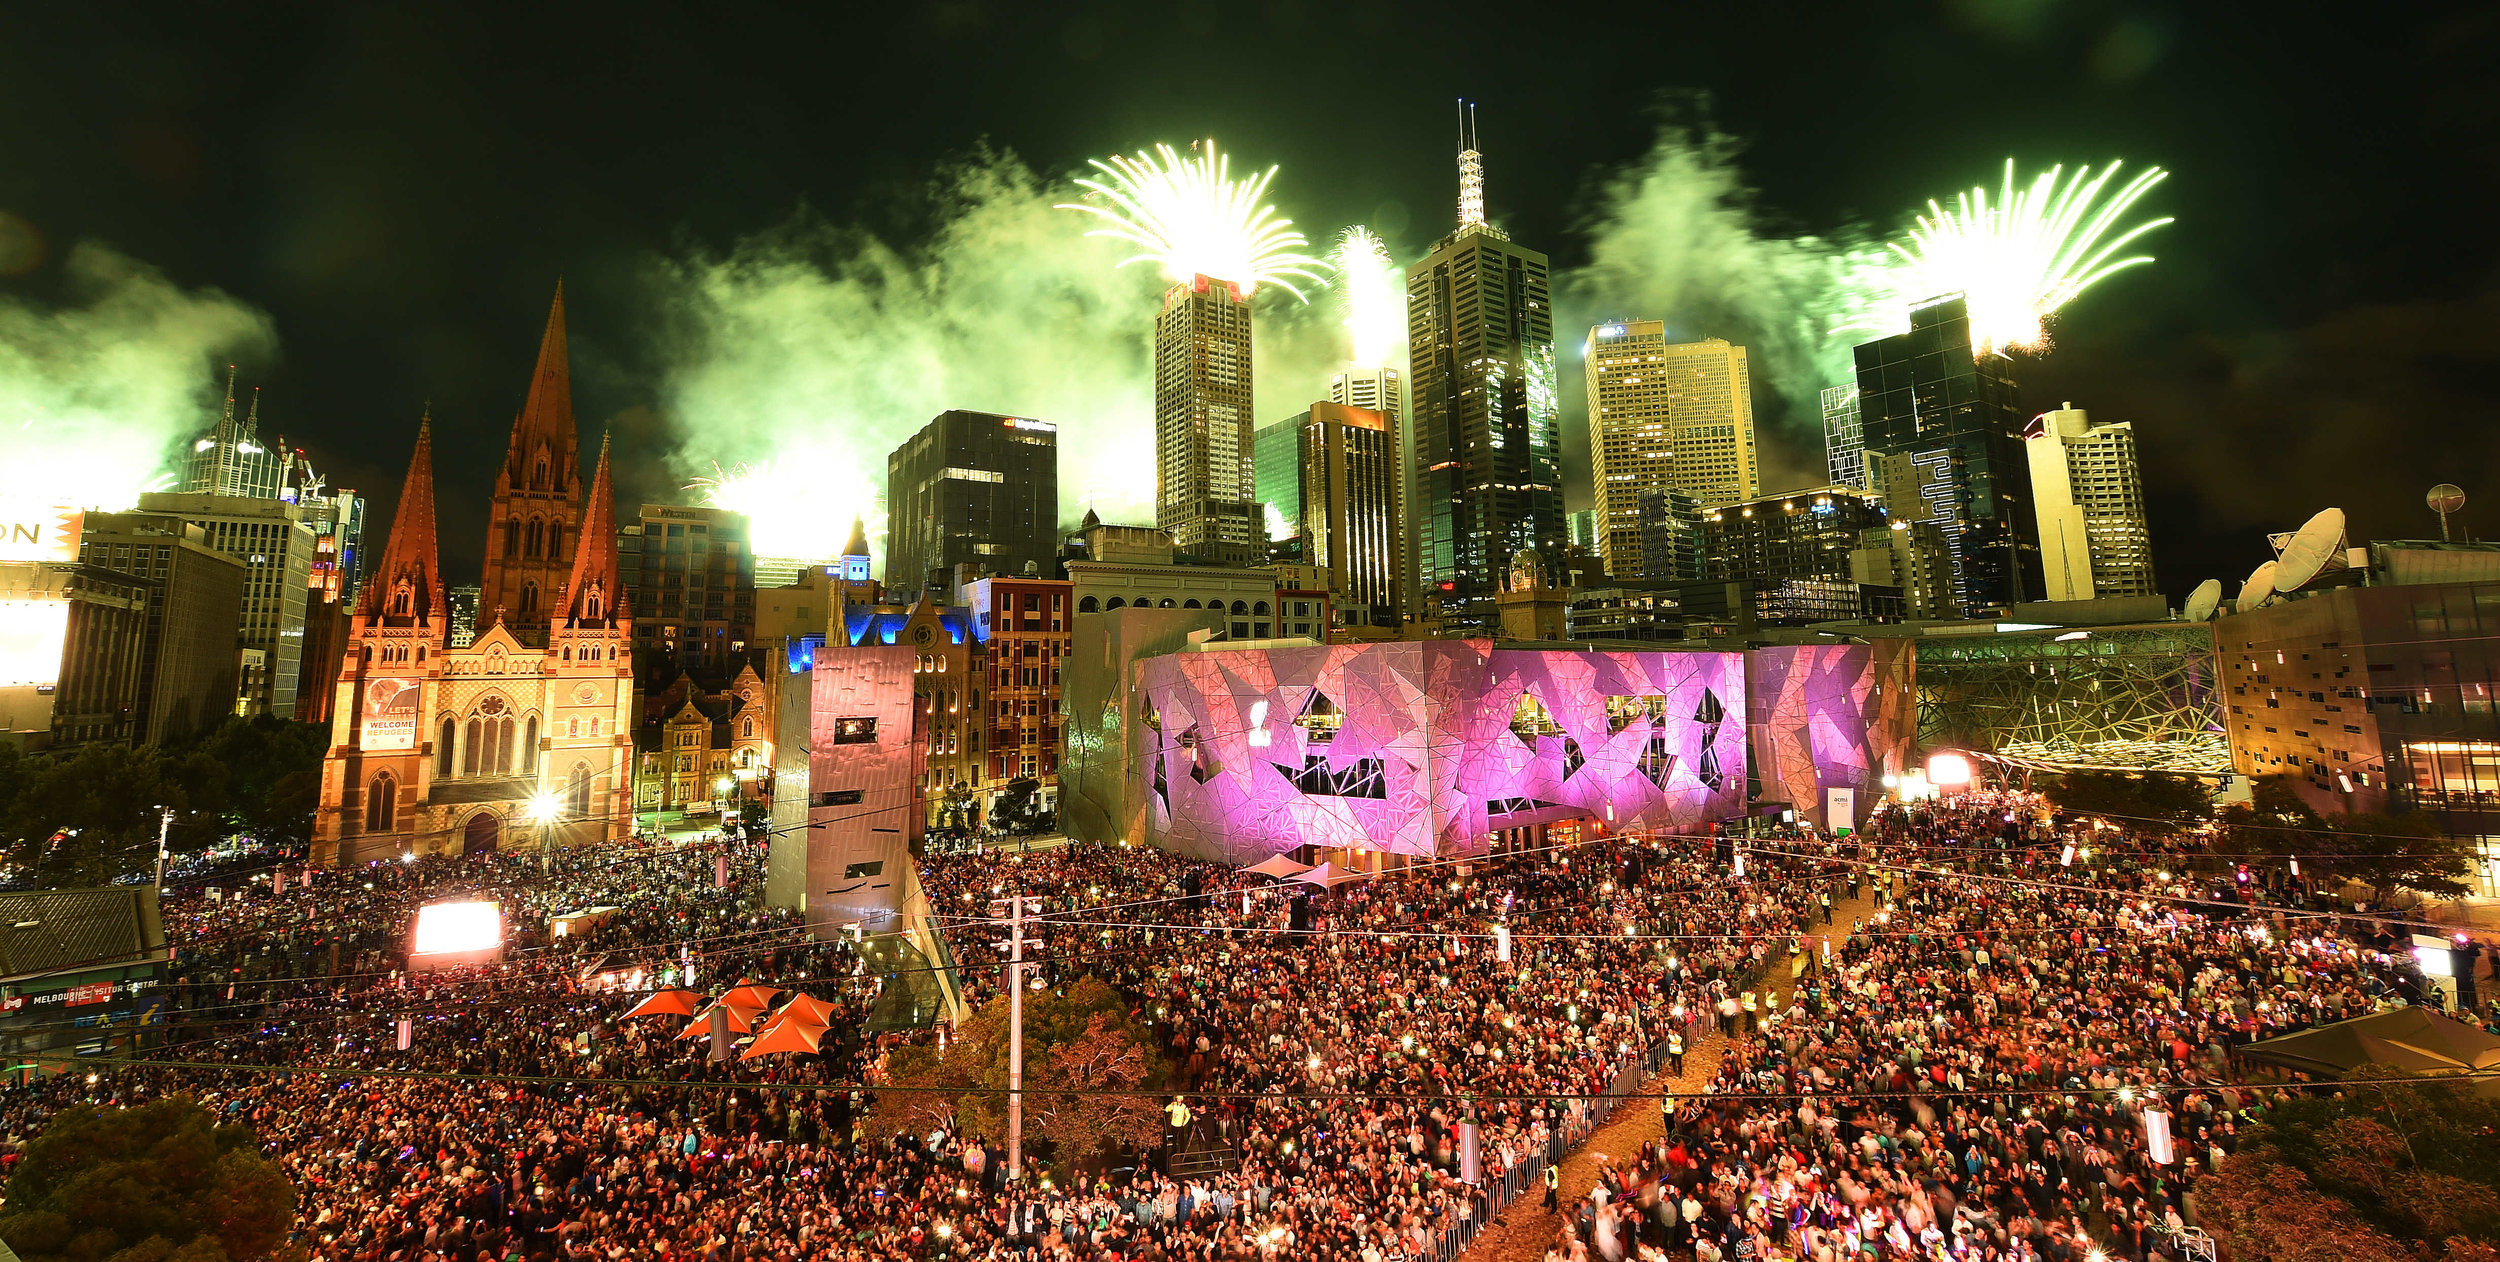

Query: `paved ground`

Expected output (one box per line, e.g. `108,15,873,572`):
1456,886,1885,1262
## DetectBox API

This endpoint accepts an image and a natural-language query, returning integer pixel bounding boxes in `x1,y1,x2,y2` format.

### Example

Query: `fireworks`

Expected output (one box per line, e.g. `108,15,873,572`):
1332,227,1404,368
1865,160,2172,354
1058,140,1326,298
686,456,879,564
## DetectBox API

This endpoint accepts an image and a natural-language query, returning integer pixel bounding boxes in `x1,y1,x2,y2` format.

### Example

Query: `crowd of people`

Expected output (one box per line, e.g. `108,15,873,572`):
0,788,2479,1262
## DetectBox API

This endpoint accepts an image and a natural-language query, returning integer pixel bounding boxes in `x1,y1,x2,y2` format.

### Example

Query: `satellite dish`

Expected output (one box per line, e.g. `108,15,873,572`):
2272,507,2349,593
2235,562,2277,614
2430,483,2466,541
2183,579,2222,622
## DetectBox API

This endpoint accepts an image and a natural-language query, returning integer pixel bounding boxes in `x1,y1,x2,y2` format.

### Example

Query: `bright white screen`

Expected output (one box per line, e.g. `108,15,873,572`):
412,901,503,954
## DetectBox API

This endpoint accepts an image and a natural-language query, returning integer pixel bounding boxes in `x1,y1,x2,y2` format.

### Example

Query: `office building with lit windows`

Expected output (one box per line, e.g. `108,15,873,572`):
1407,126,1562,630
1588,323,1758,578
1155,281,1261,567
1852,295,2039,617
886,409,1060,600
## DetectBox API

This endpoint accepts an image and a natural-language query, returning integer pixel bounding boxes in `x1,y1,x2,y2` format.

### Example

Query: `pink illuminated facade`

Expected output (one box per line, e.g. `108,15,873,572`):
1073,633,1915,864
797,644,923,933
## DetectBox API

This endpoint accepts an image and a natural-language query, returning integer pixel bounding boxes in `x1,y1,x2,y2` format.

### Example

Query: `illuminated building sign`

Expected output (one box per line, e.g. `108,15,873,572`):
0,506,83,564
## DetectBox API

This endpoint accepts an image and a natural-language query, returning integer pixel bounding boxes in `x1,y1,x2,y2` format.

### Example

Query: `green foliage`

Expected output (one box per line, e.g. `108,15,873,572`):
2046,770,2212,833
2328,811,2475,902
0,717,323,883
2199,1075,2500,1260
872,976,1167,1163
0,1097,299,1262
991,776,1050,835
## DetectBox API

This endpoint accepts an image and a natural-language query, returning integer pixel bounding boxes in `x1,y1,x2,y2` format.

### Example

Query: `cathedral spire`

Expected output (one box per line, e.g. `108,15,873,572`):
505,281,578,491
218,363,240,440
562,431,624,628
359,410,445,624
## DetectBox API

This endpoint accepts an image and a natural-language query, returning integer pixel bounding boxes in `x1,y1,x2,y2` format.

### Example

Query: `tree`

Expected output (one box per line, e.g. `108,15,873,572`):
2220,773,2336,870
2198,1075,2500,1261
184,715,327,851
871,976,1167,1165
0,1097,299,1262
2328,811,2475,903
2046,771,2212,834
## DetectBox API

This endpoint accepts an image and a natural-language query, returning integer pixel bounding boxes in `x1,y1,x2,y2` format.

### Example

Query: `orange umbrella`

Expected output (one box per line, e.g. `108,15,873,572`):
620,988,703,1021
720,981,785,1011
741,1018,824,1059
774,993,838,1028
676,1003,757,1040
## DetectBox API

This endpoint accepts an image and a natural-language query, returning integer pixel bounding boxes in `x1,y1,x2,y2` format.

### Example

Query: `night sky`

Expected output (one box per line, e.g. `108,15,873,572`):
3,2,2495,597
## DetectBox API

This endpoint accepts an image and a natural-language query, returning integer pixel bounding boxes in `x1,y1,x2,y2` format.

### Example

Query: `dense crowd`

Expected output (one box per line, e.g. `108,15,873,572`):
0,790,2479,1262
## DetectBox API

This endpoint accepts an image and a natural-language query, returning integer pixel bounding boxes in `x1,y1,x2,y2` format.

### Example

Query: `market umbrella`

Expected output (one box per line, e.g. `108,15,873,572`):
1243,854,1313,879
774,992,839,1028
719,981,785,1011
619,988,703,1020
676,1002,758,1040
741,1018,826,1059
1292,861,1370,889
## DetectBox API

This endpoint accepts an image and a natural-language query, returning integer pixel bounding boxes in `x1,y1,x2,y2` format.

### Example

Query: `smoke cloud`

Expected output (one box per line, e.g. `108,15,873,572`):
646,148,1353,563
1,243,278,511
1556,123,1891,496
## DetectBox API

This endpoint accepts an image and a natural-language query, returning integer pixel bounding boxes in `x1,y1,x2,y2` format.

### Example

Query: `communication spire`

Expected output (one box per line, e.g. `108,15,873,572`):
1456,99,1486,230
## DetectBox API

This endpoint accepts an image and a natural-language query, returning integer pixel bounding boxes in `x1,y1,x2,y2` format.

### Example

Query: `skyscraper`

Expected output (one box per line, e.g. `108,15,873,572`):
1853,295,2038,616
1407,111,1562,630
134,489,316,718
75,512,246,743
1329,367,1410,617
1587,323,1758,575
180,367,283,499
886,409,1060,598
1634,489,1702,582
1289,402,1404,631
1821,384,1867,490
478,285,583,646
1154,278,1260,566
1252,419,1303,546
2026,404,2157,602
620,504,757,675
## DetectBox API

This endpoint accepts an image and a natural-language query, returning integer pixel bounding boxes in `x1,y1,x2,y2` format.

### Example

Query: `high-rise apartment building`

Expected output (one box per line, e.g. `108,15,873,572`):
1821,384,1867,490
619,504,756,677
478,286,583,646
1154,279,1260,567
446,585,482,648
2026,404,2156,602
180,369,283,499
77,512,247,743
1588,323,1758,575
1407,118,1562,630
965,575,1070,815
280,452,364,607
134,491,316,718
1287,402,1404,631
1853,295,2038,617
886,410,1060,600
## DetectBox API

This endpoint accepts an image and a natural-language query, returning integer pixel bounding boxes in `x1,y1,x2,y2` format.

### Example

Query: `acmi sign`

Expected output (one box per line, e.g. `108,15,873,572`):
0,507,84,564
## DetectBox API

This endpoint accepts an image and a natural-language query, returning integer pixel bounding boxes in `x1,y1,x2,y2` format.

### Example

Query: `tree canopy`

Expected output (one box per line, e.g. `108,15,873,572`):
0,716,323,884
873,975,1168,1166
2198,1075,2500,1261
0,1097,299,1262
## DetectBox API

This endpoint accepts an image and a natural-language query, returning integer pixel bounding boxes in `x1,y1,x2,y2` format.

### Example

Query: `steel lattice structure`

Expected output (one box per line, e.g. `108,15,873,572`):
1914,623,2229,775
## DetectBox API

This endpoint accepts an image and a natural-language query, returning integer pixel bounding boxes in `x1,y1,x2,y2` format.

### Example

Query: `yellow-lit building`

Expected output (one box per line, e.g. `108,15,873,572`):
1588,323,1759,577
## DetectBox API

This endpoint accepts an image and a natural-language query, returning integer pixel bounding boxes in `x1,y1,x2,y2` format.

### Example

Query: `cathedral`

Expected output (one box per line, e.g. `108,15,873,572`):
312,288,636,866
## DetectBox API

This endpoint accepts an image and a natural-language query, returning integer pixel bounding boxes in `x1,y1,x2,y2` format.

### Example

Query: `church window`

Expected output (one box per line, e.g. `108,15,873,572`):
437,718,456,776
532,456,550,492
522,581,540,615
521,716,537,773
526,520,544,558
547,522,563,556
365,774,396,832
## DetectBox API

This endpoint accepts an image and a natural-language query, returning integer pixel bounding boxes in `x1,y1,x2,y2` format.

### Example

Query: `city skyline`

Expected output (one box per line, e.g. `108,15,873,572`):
2,6,2485,603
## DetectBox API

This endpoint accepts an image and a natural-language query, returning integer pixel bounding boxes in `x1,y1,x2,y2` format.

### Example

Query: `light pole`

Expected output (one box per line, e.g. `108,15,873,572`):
526,789,564,869
153,807,173,894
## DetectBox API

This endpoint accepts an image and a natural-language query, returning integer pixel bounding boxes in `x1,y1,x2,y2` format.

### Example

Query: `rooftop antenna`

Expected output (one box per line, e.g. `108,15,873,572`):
2428,483,2466,542
2270,507,2350,594
2182,578,2221,622
1456,99,1486,230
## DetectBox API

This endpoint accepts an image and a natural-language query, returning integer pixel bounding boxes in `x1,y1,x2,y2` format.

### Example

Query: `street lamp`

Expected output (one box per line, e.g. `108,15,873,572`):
526,790,565,865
